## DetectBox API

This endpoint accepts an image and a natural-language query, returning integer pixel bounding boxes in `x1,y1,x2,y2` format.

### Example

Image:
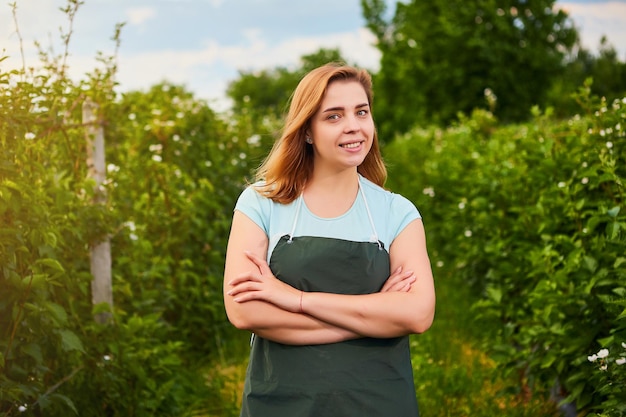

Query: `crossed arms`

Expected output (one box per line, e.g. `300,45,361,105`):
223,210,436,345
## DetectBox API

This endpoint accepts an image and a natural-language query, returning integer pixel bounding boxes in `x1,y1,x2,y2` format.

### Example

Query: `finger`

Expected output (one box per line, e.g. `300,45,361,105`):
228,271,262,286
232,291,263,303
383,273,415,292
382,270,413,292
228,282,262,297
245,251,273,275
381,267,403,291
244,250,264,268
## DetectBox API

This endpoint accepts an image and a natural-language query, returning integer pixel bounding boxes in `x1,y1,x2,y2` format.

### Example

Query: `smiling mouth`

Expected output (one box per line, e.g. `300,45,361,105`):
340,141,363,149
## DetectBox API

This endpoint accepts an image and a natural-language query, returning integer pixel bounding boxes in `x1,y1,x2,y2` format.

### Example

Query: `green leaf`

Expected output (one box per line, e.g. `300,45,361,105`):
50,393,78,415
36,258,65,273
607,206,621,217
486,286,502,304
45,301,68,325
59,330,85,353
583,256,598,273
22,343,44,364
606,222,620,240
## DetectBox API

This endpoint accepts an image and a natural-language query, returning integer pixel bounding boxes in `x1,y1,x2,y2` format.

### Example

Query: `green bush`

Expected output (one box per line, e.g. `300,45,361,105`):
384,86,625,415
0,4,275,412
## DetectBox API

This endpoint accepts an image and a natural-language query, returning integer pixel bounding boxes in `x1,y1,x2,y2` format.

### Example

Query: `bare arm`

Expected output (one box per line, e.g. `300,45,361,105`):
299,219,435,337
223,210,417,345
228,218,436,339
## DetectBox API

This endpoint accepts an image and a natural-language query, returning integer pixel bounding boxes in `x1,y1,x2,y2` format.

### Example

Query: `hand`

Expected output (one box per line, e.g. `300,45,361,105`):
380,266,415,293
227,251,302,313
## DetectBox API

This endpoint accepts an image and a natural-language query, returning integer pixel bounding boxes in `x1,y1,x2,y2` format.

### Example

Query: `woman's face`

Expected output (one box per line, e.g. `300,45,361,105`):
308,80,374,173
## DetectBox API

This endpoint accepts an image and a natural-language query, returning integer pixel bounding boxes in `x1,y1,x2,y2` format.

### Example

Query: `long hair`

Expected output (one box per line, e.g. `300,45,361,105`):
254,63,387,204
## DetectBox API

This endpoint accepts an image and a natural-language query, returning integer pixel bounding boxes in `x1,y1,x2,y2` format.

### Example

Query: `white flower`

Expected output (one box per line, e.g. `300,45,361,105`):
103,355,111,361
18,405,27,412
149,144,163,152
247,134,261,146
588,354,598,362
622,342,626,349
128,113,136,120
581,177,589,184
436,261,444,268
616,358,626,365
464,230,473,238
600,364,608,371
24,132,36,140
597,348,609,358
606,141,613,149
558,182,566,188
458,202,466,209
422,187,435,198
152,155,162,162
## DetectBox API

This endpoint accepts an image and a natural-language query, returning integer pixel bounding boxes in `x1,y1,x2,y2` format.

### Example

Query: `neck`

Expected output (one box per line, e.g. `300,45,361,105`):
307,169,359,193
303,169,360,218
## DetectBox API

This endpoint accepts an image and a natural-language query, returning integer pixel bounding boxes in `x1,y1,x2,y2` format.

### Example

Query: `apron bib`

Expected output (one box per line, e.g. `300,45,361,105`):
240,180,419,417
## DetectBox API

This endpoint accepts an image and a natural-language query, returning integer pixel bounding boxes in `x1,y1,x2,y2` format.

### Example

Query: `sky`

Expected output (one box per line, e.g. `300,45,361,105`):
2,0,625,111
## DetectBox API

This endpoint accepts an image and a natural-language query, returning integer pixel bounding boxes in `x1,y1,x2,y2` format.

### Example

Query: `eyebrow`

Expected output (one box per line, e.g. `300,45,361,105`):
321,103,370,113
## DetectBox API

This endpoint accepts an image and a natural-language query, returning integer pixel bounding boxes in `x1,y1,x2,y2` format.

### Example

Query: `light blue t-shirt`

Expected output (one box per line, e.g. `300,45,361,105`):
234,175,421,260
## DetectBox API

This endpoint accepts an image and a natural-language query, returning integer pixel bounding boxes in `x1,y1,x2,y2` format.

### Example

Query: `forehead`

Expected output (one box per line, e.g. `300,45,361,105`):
320,80,368,107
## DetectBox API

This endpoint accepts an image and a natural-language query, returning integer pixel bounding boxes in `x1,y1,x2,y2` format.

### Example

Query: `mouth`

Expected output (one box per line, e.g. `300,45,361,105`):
339,141,364,149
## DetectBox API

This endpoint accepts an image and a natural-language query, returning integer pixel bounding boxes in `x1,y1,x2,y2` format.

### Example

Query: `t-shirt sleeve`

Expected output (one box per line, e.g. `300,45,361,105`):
390,193,422,240
233,185,270,235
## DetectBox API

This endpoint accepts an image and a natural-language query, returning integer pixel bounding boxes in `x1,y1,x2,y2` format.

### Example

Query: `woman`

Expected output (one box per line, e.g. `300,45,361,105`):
224,63,436,416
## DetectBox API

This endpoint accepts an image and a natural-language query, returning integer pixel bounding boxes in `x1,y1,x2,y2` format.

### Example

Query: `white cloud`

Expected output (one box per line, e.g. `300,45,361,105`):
125,7,157,26
114,28,380,109
1,0,624,114
559,1,626,58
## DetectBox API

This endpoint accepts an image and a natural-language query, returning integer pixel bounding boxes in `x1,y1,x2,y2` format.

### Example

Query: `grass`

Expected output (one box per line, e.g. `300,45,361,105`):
203,265,560,417
410,265,559,417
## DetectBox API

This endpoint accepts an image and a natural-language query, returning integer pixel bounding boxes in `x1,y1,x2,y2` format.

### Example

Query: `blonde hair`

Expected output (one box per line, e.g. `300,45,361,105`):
253,63,387,204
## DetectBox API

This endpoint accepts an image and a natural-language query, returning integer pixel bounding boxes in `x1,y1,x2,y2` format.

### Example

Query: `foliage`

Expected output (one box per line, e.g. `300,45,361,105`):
0,1,265,414
362,0,578,139
384,85,625,415
226,48,350,123
547,38,626,118
3,1,626,416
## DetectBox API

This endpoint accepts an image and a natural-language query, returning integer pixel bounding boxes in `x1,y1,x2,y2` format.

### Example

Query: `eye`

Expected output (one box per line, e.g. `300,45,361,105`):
327,114,340,120
357,109,368,116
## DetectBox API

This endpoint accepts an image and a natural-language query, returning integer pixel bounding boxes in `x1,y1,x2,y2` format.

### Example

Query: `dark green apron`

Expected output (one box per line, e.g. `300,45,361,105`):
240,189,419,417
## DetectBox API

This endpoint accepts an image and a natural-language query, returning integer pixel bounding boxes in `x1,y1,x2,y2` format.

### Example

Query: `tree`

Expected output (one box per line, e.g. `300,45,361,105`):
547,37,626,117
226,48,350,121
362,0,578,140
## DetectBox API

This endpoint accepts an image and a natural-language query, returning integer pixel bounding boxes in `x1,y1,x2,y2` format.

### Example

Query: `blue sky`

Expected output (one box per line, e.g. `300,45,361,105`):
2,0,625,110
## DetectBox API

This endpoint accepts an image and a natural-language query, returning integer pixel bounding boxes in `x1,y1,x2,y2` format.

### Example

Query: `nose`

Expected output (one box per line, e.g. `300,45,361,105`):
344,113,361,133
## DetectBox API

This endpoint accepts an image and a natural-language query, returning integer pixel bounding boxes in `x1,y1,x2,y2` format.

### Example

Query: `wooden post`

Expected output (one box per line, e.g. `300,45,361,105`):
83,97,113,324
